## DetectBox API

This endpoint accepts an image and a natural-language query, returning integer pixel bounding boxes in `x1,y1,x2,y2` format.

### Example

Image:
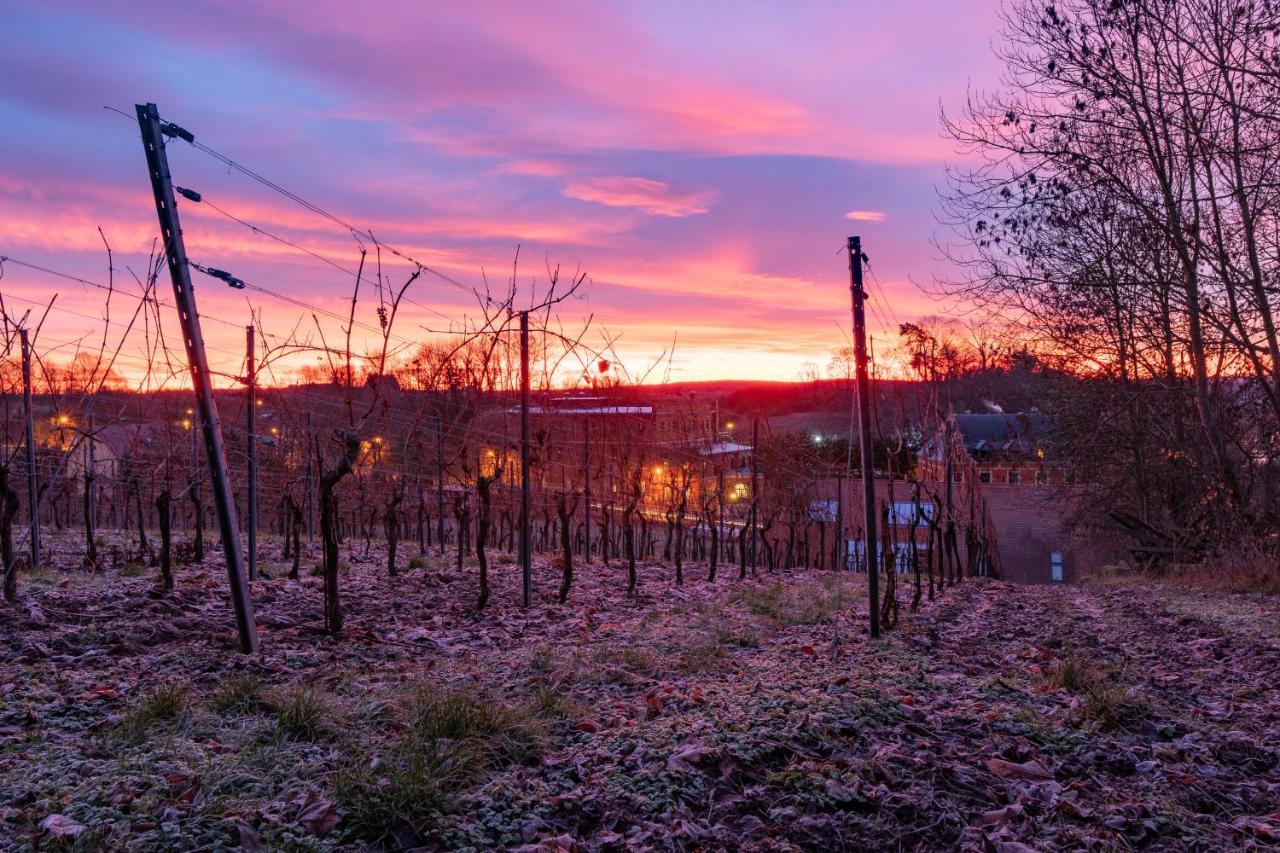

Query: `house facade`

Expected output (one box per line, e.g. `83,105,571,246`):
919,412,1068,486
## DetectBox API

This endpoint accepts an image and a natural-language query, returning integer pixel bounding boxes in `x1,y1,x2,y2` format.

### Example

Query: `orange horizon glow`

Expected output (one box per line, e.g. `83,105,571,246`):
1,2,1009,386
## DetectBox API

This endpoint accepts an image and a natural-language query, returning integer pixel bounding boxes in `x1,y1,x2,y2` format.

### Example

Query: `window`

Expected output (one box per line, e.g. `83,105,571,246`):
953,471,964,483
1050,551,1064,583
978,471,992,484
732,482,749,501
1007,470,1020,485
890,501,935,526
810,500,838,523
1035,469,1048,485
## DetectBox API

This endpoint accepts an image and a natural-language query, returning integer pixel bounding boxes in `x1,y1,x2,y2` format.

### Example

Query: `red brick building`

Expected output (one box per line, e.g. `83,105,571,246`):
910,413,1119,583
919,412,1068,486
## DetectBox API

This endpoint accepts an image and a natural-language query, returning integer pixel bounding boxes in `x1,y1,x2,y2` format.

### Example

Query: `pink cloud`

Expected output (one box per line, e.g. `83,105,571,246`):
494,159,570,177
563,176,715,217
845,210,886,222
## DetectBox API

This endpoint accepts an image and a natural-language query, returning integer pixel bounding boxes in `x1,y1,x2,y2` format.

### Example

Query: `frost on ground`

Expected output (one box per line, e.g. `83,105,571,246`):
1,533,1278,851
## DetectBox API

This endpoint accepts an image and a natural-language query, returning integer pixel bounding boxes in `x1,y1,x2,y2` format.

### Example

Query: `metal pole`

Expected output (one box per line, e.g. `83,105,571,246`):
749,417,759,573
435,415,445,555
583,415,591,562
136,102,257,653
848,235,880,638
245,325,257,581
834,470,844,570
520,311,532,607
944,418,955,585
190,406,201,538
20,329,40,568
304,411,314,542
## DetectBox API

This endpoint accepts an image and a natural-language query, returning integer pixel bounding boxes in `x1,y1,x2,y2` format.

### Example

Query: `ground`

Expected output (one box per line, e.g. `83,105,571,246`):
1,532,1278,851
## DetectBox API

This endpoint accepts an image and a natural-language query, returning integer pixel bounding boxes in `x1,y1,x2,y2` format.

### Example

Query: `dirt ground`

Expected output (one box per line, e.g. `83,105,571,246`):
1,530,1278,851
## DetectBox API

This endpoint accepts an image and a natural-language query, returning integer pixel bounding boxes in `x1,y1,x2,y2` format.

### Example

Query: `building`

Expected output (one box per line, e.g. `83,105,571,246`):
919,412,1067,486
978,485,1120,584
911,412,1121,583
467,393,749,515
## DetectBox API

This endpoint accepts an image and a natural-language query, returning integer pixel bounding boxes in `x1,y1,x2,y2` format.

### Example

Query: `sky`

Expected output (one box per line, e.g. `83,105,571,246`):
0,0,1005,387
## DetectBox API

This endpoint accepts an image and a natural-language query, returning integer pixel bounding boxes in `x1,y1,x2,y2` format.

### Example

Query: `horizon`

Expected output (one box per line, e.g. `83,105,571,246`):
1,1,1003,386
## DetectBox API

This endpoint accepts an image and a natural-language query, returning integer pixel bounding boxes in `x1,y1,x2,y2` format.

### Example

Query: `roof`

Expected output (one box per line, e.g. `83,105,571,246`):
520,406,653,416
92,422,172,458
700,441,752,456
953,413,1050,457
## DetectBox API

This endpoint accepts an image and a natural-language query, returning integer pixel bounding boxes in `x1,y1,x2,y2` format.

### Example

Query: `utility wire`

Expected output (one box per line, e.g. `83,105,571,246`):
180,135,497,306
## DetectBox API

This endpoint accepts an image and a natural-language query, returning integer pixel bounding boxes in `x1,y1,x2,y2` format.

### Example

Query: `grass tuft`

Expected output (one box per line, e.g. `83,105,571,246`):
336,683,547,844
211,674,266,716
272,684,332,741
733,580,838,625
116,681,188,742
527,643,557,674
1044,652,1146,729
527,687,581,720
407,685,546,763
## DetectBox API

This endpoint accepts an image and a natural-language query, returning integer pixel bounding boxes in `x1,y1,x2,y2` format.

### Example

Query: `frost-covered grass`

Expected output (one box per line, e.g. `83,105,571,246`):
1,531,1275,850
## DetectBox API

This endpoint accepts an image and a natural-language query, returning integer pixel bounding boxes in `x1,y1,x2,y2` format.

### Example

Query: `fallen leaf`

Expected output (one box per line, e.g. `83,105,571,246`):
667,740,717,773
986,757,1054,781
40,814,86,838
294,789,339,837
1231,815,1279,841
237,821,266,852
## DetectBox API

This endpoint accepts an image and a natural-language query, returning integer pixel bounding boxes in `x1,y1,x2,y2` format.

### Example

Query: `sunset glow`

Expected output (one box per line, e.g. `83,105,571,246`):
0,1,1003,385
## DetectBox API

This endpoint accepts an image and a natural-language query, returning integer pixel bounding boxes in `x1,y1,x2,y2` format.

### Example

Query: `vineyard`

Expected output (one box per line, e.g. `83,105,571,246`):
0,104,1015,851
0,104,995,644
2,531,1277,849
2,55,1279,850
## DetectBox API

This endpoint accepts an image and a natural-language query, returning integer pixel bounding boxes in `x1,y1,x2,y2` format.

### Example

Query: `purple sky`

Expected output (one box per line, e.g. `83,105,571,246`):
0,0,1004,385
